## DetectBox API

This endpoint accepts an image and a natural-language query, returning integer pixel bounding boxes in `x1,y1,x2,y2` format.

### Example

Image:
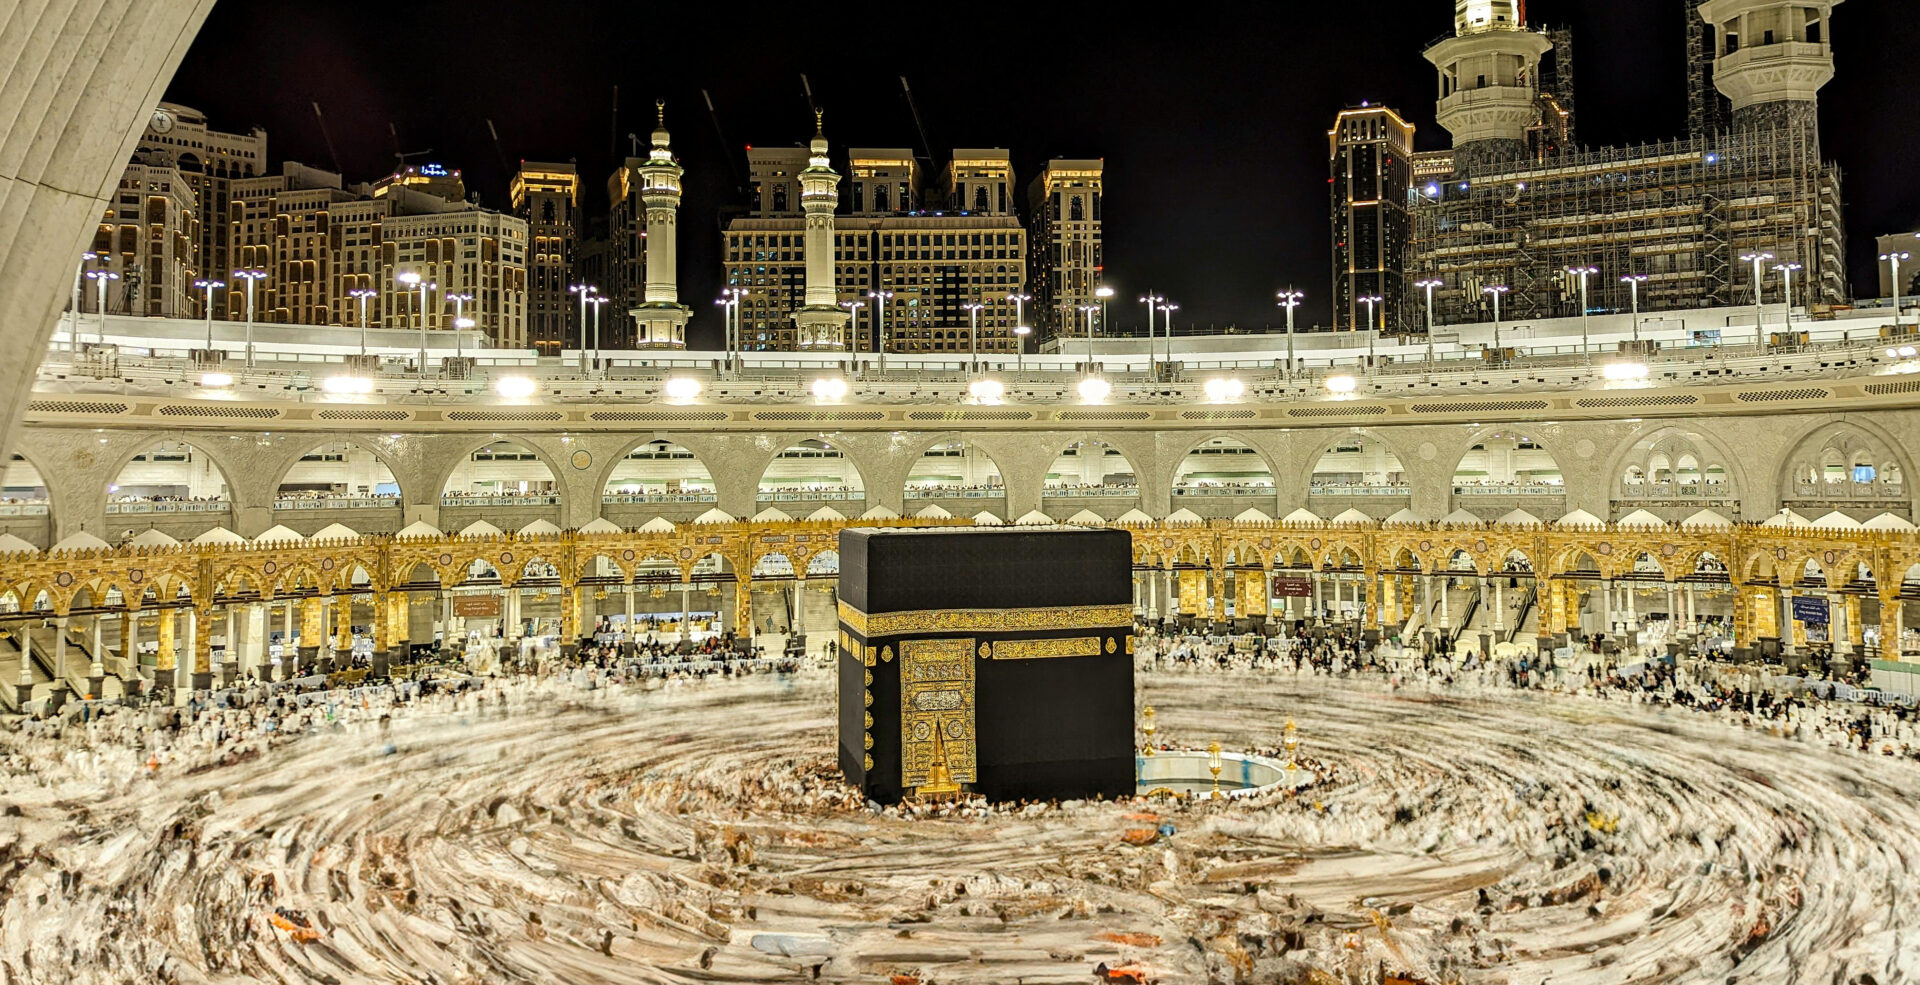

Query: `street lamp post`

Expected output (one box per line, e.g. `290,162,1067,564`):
86,269,121,346
194,278,225,351
349,288,378,355
446,292,473,361
721,287,749,373
1621,274,1649,342
1414,280,1441,366
232,268,268,368
1359,295,1390,364
397,272,435,373
1882,251,1910,334
589,296,609,376
1565,266,1598,365
1772,262,1802,332
569,282,596,373
868,290,894,374
1014,325,1031,382
1079,304,1099,364
1156,302,1179,374
1139,293,1163,377
1741,252,1774,348
963,302,985,374
840,299,864,372
70,252,97,353
1094,286,1115,340
713,297,732,369
1005,292,1031,375
1483,285,1509,351
1277,289,1304,378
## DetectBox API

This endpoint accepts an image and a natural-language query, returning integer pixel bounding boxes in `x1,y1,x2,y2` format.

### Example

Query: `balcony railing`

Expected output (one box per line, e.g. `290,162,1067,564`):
1310,484,1413,497
1616,481,1731,496
1042,485,1142,498
1173,485,1275,497
106,500,230,514
756,489,862,502
0,503,50,516
1786,481,1907,501
602,492,719,505
903,487,1003,500
273,496,399,511
1452,484,1565,497
440,494,561,508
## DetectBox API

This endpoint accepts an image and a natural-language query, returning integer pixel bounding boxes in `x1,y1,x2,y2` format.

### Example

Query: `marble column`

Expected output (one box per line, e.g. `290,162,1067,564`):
1780,592,1797,656
88,614,105,697
123,610,139,677
189,607,210,690
53,616,69,693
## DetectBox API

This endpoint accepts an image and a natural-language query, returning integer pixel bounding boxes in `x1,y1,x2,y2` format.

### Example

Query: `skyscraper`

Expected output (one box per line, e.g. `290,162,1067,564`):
510,162,580,355
1329,106,1416,335
134,102,266,292
1026,160,1103,345
604,152,653,350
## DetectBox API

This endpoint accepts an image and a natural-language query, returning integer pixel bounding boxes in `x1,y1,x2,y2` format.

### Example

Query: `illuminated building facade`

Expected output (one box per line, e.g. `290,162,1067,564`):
1026,160,1103,345
1329,106,1416,335
510,163,581,354
1403,0,1848,327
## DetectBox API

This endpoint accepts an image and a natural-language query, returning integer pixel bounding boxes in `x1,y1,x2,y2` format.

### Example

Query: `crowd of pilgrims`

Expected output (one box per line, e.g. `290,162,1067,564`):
0,610,1902,789
1136,622,1920,761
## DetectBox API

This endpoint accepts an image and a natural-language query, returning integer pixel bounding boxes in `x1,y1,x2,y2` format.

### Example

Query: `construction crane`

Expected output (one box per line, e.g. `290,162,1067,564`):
703,88,749,195
901,77,935,169
310,102,343,174
387,122,432,171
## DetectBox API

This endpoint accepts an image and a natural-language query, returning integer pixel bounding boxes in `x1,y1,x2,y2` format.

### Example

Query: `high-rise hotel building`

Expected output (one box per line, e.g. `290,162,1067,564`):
1026,160,1103,346
1329,106,1416,334
723,143,1026,353
510,163,580,354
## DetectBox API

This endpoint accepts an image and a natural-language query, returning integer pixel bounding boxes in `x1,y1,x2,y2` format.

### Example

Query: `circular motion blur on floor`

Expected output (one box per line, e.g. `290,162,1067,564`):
5,672,1917,984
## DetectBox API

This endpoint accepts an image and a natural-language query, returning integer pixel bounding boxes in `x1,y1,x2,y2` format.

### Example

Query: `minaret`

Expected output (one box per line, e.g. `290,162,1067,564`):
791,110,849,350
1424,0,1553,173
1696,0,1840,140
629,100,690,349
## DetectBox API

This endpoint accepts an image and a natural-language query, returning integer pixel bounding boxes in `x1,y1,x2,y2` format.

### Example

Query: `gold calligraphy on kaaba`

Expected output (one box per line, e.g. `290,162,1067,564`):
839,601,1132,636
899,637,976,789
990,636,1105,660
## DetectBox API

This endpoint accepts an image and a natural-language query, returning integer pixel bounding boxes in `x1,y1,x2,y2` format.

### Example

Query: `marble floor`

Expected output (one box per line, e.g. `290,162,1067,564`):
2,669,1916,983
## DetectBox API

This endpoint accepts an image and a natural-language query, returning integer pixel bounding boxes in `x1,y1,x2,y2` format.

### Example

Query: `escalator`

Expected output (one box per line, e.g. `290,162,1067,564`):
0,631,59,712
1506,586,1540,644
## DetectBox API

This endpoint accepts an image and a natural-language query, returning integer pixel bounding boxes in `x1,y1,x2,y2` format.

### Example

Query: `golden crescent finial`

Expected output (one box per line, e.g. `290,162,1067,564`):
814,107,824,135
655,99,665,128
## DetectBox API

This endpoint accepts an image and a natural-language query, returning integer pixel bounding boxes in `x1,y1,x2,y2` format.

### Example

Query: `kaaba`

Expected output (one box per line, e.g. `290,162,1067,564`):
837,526,1136,804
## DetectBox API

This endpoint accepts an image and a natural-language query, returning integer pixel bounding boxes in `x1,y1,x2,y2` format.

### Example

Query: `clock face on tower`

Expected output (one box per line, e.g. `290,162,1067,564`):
150,110,175,135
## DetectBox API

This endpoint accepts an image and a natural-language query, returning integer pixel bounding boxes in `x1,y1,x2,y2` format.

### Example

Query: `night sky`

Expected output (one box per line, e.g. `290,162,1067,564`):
164,1,1917,347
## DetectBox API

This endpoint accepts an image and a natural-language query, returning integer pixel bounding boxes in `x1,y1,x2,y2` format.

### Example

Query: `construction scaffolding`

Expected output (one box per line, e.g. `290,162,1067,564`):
1410,119,1846,327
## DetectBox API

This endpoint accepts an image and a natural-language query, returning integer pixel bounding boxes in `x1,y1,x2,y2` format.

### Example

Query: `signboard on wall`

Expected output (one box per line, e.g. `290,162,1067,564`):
1791,595,1829,625
453,595,502,618
1272,576,1313,598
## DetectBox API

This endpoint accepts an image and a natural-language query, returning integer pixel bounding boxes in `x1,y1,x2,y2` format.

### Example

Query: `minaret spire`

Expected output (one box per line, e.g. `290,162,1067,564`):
792,108,850,350
629,96,689,349
1425,0,1552,173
